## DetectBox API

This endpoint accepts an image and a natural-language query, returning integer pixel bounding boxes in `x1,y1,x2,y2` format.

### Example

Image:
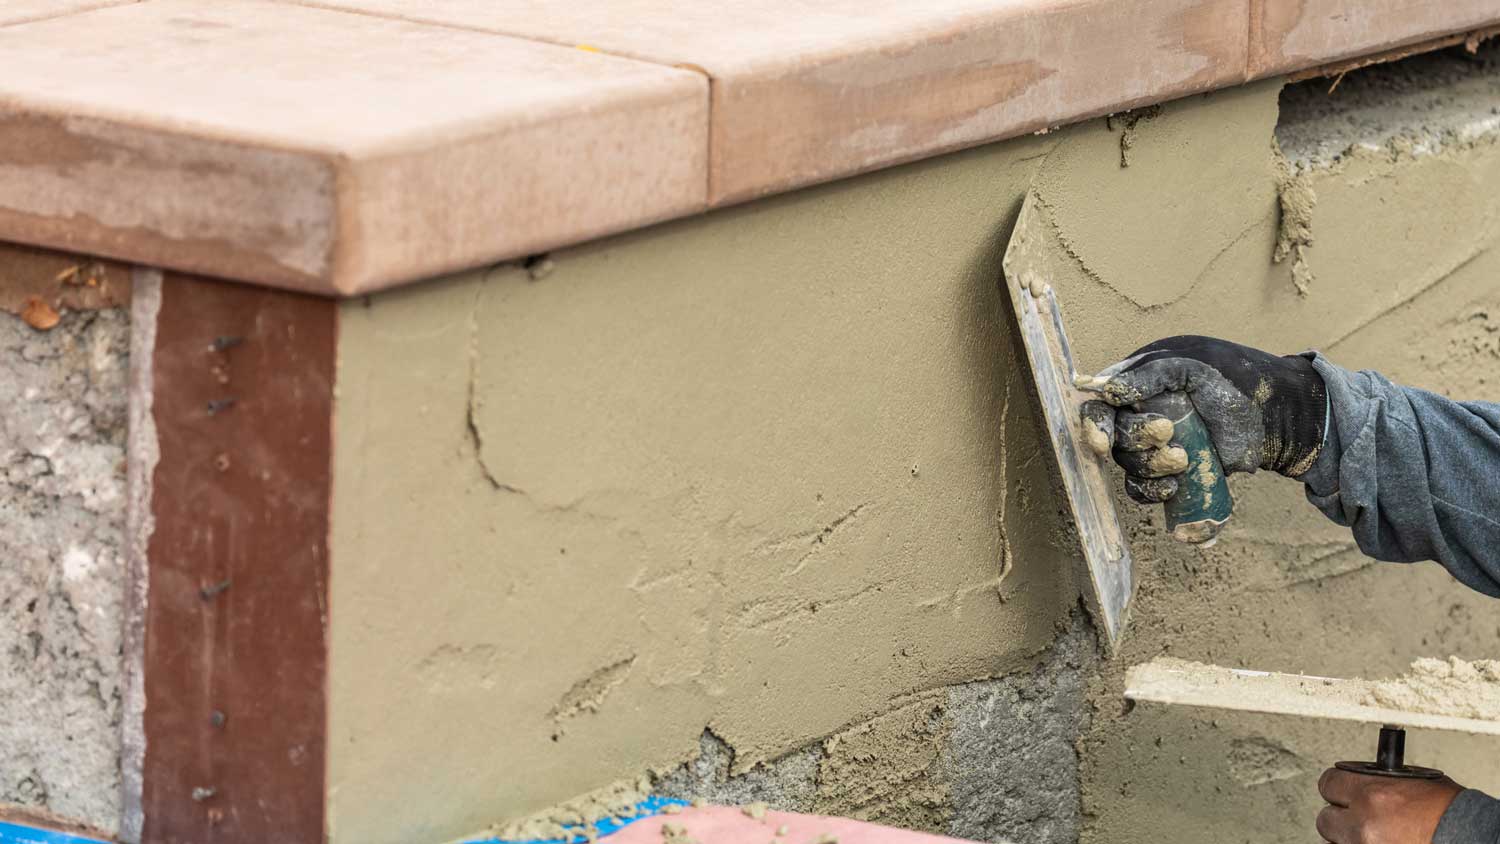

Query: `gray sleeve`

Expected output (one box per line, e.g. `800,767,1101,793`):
1434,789,1500,844
1295,353,1500,598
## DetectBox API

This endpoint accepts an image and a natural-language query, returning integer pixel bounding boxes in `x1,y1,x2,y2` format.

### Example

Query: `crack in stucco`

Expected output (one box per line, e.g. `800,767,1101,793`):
465,280,524,495
1033,190,1274,316
995,365,1015,588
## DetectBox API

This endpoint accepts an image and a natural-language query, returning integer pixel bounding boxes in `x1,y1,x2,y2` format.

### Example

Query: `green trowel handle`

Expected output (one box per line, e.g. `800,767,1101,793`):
1143,391,1233,545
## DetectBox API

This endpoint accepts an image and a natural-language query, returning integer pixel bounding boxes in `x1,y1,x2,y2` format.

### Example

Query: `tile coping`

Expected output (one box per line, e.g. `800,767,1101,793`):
0,0,1496,296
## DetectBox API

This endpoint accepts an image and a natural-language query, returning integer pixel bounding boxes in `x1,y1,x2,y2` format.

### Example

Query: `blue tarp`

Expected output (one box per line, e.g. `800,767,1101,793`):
466,796,691,844
0,821,110,844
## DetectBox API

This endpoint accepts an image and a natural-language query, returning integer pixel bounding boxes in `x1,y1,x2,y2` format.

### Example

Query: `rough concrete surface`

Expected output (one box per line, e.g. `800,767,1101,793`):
0,307,129,832
1278,42,1500,168
652,612,1097,844
328,47,1500,844
944,613,1095,844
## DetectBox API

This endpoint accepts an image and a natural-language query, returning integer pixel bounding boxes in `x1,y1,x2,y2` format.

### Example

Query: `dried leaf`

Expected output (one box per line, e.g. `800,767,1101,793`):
21,296,60,331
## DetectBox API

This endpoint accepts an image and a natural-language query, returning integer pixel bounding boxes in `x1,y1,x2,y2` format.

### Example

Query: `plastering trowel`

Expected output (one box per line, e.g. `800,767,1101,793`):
1000,191,1235,650
1000,191,1137,650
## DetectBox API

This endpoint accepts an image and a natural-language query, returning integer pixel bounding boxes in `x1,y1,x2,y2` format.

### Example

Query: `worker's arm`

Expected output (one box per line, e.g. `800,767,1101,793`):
1432,787,1500,844
1081,336,1500,597
1298,352,1500,597
1318,768,1500,844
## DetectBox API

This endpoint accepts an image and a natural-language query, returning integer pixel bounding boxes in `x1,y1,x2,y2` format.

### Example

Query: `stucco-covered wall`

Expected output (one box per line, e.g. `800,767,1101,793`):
329,118,1081,844
328,51,1500,844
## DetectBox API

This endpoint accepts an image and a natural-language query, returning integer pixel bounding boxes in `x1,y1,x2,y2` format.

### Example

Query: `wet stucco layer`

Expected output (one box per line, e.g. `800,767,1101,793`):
329,50,1500,844
329,117,1082,844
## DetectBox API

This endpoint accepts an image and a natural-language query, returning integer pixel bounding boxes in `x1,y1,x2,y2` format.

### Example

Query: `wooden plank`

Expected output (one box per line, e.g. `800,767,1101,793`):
139,274,336,844
1125,658,1500,737
1286,24,1500,83
0,239,130,316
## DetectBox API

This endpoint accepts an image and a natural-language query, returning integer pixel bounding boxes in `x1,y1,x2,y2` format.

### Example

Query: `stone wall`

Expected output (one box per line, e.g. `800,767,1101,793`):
0,299,129,833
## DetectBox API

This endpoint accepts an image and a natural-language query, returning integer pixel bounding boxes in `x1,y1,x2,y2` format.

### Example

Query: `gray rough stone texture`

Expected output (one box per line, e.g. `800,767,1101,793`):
1277,41,1500,167
652,729,821,809
0,308,130,832
944,613,1097,844
651,612,1097,844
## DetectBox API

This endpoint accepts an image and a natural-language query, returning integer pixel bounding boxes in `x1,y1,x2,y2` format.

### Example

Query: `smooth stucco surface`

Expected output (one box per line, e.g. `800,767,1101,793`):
328,70,1500,844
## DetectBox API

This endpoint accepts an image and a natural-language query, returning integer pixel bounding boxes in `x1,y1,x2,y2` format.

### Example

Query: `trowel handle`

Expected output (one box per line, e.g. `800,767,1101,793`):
1141,391,1233,545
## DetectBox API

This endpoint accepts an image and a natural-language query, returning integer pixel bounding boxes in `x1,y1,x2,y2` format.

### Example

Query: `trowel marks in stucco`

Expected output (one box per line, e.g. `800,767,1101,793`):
0,308,128,832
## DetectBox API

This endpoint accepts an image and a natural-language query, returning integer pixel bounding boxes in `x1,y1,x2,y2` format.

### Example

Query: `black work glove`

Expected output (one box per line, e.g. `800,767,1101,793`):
1078,336,1329,505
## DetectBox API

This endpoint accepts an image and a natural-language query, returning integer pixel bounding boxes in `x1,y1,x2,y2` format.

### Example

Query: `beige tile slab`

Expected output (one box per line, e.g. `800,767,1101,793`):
0,0,136,26
0,0,707,294
1250,0,1500,79
707,0,1251,203
292,0,1250,204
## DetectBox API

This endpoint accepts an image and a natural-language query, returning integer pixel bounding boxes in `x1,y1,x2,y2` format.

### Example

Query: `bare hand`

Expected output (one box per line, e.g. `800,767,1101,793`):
1317,767,1462,843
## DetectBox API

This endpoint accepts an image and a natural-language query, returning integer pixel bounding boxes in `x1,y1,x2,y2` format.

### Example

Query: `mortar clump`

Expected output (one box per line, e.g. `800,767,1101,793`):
493,776,652,842
1365,657,1500,721
1272,148,1317,296
661,821,701,844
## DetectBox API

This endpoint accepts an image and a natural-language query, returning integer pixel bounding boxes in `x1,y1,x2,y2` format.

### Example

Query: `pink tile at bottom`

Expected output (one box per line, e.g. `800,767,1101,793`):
607,807,978,844
0,1,131,27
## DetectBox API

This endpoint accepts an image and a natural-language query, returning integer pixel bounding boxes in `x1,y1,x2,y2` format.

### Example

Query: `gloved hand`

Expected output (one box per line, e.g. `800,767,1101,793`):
1078,335,1329,505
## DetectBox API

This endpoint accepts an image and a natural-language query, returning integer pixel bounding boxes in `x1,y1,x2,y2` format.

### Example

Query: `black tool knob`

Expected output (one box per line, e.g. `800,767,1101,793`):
1335,726,1445,779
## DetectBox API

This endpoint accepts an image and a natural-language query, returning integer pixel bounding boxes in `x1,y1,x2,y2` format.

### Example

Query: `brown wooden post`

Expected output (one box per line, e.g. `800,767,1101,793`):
137,273,336,844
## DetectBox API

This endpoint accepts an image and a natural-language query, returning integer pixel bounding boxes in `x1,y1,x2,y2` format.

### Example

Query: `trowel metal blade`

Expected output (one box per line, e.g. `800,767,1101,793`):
1001,190,1135,651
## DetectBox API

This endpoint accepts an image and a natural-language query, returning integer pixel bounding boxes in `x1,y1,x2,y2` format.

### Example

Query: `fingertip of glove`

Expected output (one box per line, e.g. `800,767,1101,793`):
1083,419,1112,457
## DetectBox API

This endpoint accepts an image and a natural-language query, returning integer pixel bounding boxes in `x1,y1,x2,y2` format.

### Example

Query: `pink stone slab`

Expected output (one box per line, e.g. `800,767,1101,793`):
0,0,707,294
291,0,1250,204
5,0,1499,293
1250,0,1500,79
605,806,979,844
